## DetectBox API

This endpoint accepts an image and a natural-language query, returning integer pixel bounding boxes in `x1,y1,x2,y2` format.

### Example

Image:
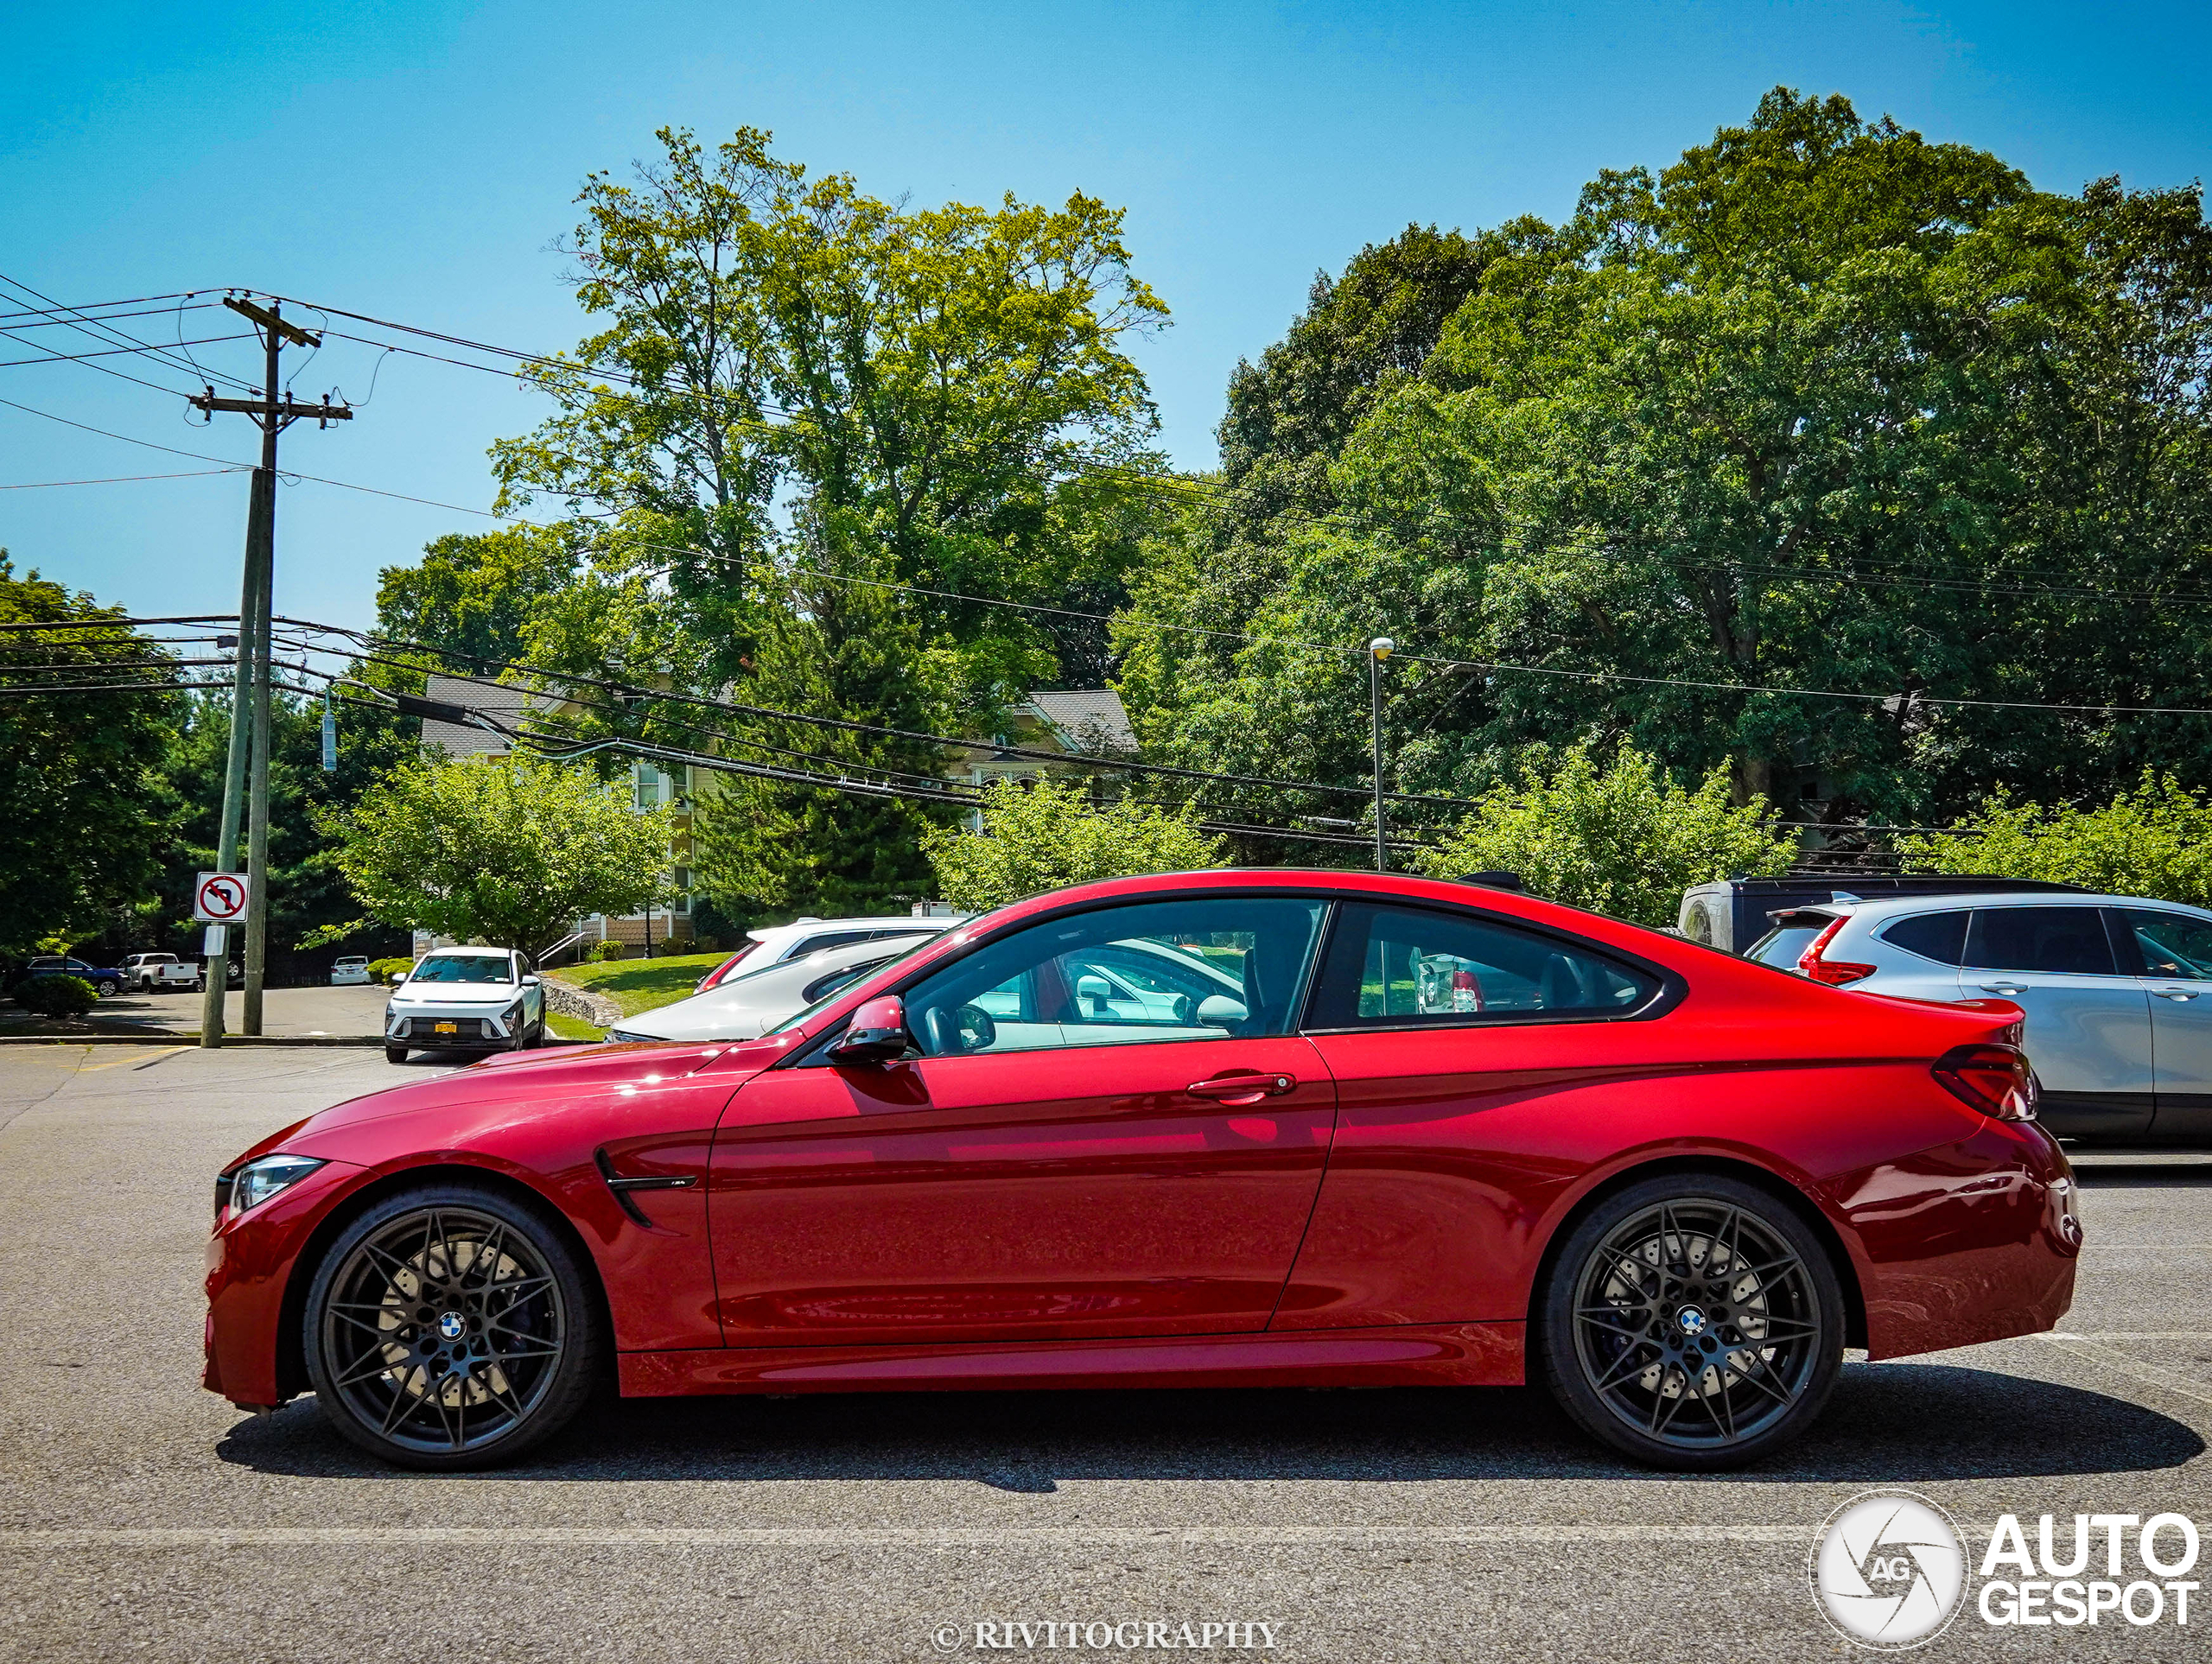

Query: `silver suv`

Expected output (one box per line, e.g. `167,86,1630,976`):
1750,891,2212,1143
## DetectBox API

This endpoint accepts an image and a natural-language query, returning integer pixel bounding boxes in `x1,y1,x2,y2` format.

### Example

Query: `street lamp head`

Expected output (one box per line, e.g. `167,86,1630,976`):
1370,637,1395,659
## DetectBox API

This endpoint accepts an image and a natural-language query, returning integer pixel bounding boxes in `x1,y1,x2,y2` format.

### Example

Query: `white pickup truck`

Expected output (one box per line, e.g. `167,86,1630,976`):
123,953,199,992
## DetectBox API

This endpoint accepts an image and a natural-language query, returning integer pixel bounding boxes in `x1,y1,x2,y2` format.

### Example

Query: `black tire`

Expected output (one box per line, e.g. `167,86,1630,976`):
384,1044,409,1064
1536,1172,1844,1471
302,1183,606,1470
96,978,120,998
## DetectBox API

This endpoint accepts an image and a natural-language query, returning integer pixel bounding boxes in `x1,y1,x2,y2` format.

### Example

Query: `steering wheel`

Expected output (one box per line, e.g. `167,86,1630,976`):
922,1002,997,1054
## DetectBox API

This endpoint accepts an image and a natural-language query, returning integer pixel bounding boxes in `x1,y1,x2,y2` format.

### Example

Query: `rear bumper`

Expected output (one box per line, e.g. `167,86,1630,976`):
1824,1118,2079,1360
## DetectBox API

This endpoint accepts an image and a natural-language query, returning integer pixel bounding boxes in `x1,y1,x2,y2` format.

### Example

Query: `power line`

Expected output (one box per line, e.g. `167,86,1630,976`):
0,274,258,392
0,393,251,467
0,333,256,371
0,468,244,490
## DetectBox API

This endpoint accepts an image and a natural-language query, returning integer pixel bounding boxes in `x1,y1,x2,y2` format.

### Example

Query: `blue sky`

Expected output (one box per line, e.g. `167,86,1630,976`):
3,0,2205,632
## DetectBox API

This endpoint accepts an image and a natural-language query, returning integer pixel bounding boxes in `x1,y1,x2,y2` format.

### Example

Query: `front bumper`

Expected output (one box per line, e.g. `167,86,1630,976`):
385,1003,524,1045
203,1156,366,1408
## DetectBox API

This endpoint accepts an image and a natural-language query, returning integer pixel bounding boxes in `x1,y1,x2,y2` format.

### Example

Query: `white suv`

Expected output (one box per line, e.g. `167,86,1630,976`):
385,947,544,1064
1750,890,2212,1143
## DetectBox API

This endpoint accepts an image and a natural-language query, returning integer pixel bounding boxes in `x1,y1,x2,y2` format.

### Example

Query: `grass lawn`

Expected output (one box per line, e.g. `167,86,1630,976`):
543,1011,607,1044
549,950,724,1018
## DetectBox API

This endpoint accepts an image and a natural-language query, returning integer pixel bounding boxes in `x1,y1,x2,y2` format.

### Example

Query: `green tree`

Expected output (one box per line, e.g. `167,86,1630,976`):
489,125,1173,705
1901,772,2212,906
0,556,173,955
690,538,953,917
1412,744,1797,926
921,777,1227,912
321,752,674,951
1118,90,2212,835
373,525,583,669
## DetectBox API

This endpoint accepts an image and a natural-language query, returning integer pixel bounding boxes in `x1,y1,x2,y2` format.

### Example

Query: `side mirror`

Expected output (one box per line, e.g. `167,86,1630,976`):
829,995,910,1064
1197,994,1249,1027
390,971,407,986
522,973,541,986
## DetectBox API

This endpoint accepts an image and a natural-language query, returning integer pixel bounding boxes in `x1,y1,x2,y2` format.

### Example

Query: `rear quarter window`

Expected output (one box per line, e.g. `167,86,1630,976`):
1746,923,1826,969
1877,910,1969,965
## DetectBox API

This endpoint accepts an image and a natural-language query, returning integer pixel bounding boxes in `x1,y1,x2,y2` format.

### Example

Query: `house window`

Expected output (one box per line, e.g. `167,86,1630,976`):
634,761,690,810
670,867,692,914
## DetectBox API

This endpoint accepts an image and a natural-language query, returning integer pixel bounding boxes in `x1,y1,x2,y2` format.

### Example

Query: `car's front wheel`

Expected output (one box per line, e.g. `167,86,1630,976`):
302,1184,605,1470
1537,1173,1843,1471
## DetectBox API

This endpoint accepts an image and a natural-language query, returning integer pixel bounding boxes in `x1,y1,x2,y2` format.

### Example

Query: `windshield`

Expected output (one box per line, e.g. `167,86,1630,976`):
410,955,514,984
767,934,937,1033
1745,921,1828,969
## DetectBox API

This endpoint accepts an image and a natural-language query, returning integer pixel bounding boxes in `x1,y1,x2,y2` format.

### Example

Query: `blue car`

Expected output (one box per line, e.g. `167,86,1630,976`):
14,956,124,997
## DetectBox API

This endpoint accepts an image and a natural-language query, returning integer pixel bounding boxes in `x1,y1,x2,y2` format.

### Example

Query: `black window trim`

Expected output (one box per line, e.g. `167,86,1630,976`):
1294,895,1682,1036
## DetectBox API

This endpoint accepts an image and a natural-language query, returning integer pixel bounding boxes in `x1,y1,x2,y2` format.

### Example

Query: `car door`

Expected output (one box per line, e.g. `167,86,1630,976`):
1961,904,2153,1140
2112,906,2212,1142
1276,900,1672,1331
707,892,1337,1347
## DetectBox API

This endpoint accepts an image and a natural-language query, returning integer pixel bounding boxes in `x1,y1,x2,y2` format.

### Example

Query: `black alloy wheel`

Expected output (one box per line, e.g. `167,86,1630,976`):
302,1185,604,1470
1538,1173,1843,1470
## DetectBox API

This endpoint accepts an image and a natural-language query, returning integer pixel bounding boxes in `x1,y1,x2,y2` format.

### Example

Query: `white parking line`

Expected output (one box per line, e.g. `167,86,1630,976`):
2037,1333,2212,1409
0,1525,1815,1549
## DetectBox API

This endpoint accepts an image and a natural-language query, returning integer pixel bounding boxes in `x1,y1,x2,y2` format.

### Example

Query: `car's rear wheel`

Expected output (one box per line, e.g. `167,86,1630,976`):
302,1185,605,1470
1538,1174,1843,1470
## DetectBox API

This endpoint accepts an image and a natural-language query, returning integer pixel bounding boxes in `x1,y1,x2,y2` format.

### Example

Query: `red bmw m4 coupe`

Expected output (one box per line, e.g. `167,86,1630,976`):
204,870,2078,1471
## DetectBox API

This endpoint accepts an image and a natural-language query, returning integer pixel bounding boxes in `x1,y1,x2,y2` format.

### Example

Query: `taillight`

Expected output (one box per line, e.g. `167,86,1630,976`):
696,943,761,992
1453,969,1484,1012
1797,918,1876,986
1932,1043,2038,1121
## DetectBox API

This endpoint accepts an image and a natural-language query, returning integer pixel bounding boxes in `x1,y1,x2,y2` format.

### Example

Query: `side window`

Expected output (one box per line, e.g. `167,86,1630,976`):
2118,910,2212,981
1309,903,1658,1027
1878,910,1969,966
902,896,1326,1057
789,930,877,957
1964,907,2115,975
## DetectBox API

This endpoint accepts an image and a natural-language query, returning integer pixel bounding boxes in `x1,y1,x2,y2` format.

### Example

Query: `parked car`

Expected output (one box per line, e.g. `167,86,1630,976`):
1747,889,2212,1144
690,914,964,994
612,937,933,1042
14,956,123,997
384,946,545,1063
123,952,198,992
1678,873,2084,953
207,868,2075,1473
329,956,372,987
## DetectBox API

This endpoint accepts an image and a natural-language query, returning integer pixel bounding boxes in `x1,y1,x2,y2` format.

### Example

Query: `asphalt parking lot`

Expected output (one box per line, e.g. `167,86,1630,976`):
2,1045,2208,1662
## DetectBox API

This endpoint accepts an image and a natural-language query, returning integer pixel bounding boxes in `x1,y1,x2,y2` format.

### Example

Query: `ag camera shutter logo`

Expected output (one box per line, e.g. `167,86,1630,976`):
1810,1491,1968,1648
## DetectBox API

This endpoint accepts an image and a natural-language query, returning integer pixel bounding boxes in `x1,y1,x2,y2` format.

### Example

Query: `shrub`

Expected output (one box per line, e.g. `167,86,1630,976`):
921,778,1227,912
1413,743,1799,927
17,974,97,1017
365,956,416,984
587,940,626,962
1901,772,2212,907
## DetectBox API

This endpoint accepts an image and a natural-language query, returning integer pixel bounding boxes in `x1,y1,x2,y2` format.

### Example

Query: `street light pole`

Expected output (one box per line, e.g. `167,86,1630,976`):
1368,637,1394,873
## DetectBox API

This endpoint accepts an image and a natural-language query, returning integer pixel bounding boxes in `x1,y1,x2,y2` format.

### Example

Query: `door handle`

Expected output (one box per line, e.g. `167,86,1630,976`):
2155,988,2202,1001
1187,1073,1296,1102
1979,983,2024,996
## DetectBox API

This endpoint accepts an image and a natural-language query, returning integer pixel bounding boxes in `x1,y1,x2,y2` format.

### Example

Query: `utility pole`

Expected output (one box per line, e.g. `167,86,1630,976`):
1368,637,1394,873
192,296,353,1045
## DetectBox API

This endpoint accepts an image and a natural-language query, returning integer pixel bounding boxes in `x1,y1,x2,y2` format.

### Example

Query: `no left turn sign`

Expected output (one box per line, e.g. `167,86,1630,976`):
194,871,252,924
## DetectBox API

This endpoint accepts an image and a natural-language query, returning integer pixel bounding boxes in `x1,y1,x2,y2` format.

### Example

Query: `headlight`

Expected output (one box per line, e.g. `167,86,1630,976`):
222,1153,327,1217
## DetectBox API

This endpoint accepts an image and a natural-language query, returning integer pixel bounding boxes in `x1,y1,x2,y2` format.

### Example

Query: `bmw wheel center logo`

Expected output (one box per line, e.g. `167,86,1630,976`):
1676,1305,1707,1337
1811,1491,1967,1648
437,1312,466,1341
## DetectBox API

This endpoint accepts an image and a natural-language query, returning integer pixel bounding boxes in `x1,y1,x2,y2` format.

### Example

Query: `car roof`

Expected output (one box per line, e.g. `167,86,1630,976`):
1802,891,2212,921
747,916,957,942
419,944,514,956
